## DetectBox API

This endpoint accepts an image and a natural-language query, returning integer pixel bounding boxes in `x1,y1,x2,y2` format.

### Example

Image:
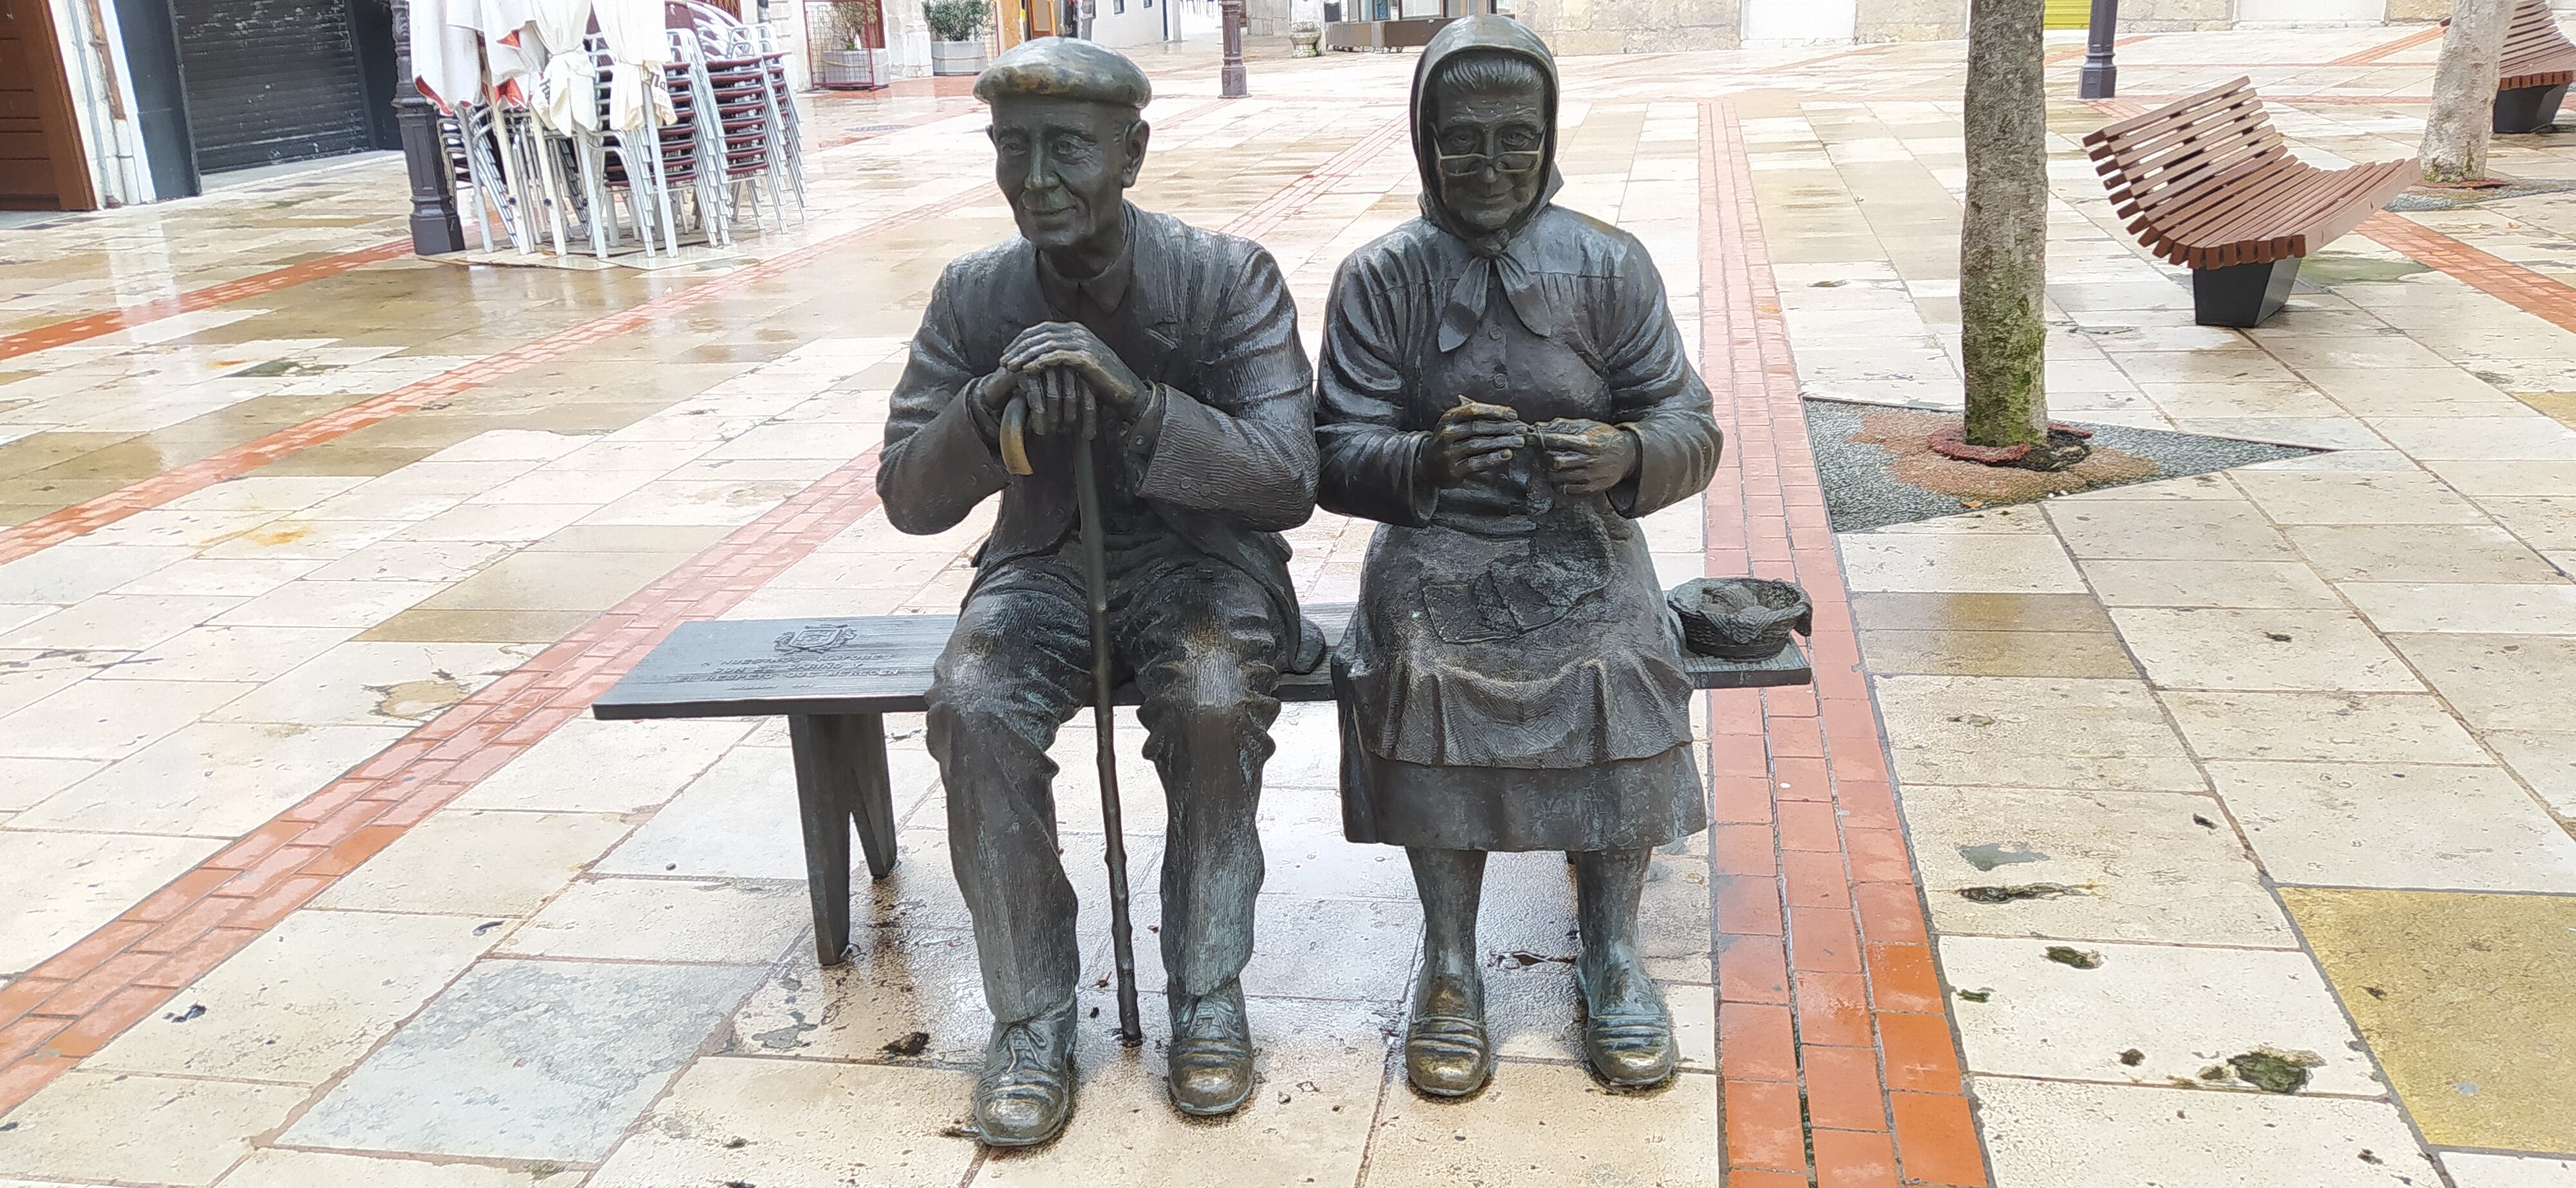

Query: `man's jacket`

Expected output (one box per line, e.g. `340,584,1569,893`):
878,206,1319,646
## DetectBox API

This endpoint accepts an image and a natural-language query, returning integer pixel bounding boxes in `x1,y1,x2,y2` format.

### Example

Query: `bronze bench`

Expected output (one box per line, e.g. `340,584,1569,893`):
2083,77,2417,327
592,604,1814,964
2496,0,2576,132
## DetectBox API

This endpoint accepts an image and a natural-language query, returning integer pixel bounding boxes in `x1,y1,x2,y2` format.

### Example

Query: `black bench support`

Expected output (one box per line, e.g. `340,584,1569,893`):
2193,257,2299,327
787,713,900,964
2495,83,2568,133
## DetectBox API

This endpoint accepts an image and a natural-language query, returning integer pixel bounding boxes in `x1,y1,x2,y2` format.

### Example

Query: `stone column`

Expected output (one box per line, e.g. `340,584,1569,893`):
391,0,464,254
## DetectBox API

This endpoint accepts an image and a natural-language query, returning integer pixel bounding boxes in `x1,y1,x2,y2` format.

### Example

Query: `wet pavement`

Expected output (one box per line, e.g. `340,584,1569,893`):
2,25,2574,1188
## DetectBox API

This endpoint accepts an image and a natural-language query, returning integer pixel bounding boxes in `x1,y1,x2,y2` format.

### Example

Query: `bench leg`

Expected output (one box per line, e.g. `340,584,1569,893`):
849,713,900,881
2192,257,2299,328
2494,84,2568,134
791,711,911,966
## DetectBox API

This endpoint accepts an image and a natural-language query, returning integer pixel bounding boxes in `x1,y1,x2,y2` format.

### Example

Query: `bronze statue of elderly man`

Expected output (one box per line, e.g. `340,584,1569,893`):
876,38,1318,1145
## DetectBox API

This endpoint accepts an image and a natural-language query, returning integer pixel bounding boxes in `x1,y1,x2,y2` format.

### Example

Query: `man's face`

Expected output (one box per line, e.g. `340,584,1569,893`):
988,98,1148,253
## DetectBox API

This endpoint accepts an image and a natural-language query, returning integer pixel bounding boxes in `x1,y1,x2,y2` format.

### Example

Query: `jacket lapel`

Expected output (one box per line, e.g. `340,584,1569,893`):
1120,210,1185,386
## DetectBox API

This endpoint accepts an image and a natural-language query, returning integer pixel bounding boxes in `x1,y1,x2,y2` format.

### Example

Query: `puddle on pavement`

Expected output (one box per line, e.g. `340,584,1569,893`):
374,673,467,719
2297,254,2434,285
1959,842,2048,871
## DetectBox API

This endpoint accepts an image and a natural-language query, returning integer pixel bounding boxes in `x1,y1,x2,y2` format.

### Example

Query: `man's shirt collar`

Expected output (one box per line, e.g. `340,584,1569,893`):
1035,208,1136,318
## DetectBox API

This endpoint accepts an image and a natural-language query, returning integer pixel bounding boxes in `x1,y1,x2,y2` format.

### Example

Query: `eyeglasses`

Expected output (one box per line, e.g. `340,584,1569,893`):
1433,149,1543,177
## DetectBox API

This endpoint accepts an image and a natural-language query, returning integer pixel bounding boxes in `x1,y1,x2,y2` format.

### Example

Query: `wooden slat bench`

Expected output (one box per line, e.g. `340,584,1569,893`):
2496,0,2576,132
2083,77,2418,328
592,605,1812,964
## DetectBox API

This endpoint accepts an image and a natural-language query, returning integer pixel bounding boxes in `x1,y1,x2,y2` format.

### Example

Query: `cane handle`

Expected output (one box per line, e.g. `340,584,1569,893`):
999,395,1033,477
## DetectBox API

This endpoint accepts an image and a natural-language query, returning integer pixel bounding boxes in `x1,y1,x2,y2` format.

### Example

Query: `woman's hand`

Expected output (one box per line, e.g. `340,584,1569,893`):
1536,418,1638,496
1423,399,1524,488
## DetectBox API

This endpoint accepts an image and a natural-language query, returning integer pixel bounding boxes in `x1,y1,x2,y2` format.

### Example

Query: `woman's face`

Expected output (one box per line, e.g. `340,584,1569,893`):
1429,76,1546,233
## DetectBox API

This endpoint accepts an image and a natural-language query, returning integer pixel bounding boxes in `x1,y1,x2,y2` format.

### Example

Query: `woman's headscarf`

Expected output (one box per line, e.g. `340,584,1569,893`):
1410,15,1566,352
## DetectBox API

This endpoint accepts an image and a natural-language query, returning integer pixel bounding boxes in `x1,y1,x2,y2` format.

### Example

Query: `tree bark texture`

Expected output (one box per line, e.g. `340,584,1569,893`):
2421,0,2510,182
1960,0,2050,449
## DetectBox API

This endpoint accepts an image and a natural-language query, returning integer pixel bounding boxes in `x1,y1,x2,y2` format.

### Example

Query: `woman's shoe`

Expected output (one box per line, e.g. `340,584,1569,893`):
1405,970,1492,1096
1575,959,1676,1088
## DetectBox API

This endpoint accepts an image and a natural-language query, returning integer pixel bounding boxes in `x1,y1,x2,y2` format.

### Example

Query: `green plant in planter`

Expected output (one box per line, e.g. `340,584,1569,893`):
923,0,989,41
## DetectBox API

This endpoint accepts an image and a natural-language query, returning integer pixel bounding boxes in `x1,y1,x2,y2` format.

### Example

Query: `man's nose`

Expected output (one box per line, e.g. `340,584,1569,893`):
1026,143,1062,189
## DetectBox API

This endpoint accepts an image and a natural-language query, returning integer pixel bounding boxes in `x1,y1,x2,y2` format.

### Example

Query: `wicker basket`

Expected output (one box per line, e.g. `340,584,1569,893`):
1667,577,1812,661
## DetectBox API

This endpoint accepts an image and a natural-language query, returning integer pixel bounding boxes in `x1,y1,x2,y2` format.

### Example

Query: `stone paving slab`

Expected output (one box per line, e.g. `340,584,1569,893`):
284,958,770,1162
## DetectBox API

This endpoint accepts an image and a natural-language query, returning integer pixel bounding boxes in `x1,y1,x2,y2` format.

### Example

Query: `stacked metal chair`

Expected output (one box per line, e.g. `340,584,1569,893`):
435,2,804,259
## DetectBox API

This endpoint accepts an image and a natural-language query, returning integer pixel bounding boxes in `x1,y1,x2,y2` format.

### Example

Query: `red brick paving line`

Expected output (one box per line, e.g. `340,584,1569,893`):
0,104,981,372
0,456,892,1113
2358,211,2576,336
1701,99,1992,1187
2331,23,2448,65
0,238,414,365
808,95,1226,153
0,120,1421,1119
810,101,978,151
1229,117,1408,243
0,187,988,568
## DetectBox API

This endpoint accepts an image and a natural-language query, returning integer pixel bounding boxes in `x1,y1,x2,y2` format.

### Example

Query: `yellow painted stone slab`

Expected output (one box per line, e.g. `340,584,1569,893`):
2515,392,2576,428
2284,887,2576,1153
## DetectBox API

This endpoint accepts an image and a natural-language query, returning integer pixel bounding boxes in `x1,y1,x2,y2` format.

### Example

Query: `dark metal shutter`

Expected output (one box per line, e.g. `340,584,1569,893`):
174,0,372,173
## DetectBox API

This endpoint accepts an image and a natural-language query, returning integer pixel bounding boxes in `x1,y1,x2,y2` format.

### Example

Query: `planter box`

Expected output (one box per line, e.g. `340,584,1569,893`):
930,39,988,75
817,48,886,88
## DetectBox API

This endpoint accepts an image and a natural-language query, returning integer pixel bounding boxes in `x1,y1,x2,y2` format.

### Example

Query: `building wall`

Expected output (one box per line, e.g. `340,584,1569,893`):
1523,0,2513,46
37,0,151,206
1517,0,1744,53
1853,0,1957,43
1245,0,1293,39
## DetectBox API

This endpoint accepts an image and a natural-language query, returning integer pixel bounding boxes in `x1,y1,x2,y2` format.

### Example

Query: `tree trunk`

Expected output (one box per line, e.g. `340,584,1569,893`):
1960,0,2050,450
2421,0,2511,182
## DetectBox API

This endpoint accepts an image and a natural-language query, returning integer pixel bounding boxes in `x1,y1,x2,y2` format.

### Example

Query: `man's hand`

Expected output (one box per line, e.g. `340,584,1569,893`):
1001,322,1146,436
1535,418,1639,496
1424,399,1524,488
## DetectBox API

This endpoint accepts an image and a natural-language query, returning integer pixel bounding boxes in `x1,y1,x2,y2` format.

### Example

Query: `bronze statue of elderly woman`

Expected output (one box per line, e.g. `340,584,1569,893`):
1316,15,1725,1096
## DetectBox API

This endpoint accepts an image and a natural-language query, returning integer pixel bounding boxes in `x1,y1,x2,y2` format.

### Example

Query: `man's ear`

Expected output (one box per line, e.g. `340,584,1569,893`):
1119,120,1151,187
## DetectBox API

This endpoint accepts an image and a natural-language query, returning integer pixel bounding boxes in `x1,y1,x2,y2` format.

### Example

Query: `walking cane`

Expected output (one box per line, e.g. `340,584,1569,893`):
999,389,1147,1049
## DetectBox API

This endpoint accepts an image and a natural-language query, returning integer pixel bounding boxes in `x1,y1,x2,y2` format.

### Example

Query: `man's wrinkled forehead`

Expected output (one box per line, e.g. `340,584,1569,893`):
988,96,1141,139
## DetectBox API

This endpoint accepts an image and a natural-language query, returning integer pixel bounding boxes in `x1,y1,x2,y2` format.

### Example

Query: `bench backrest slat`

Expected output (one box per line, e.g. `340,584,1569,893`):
2083,75,2417,269
2500,0,2576,86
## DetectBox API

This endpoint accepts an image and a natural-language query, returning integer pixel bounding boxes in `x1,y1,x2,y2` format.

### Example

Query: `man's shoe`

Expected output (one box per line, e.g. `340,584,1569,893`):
1575,957,1675,1088
971,1002,1077,1147
1403,970,1492,1097
1167,979,1255,1116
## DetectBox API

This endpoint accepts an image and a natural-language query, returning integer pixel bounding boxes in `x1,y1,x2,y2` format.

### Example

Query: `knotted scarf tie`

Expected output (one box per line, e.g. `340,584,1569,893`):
1435,242,1562,354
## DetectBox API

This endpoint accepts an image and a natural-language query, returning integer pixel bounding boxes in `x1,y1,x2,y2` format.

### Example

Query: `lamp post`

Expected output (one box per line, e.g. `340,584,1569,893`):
390,0,464,253
2078,0,2118,99
1219,0,1245,97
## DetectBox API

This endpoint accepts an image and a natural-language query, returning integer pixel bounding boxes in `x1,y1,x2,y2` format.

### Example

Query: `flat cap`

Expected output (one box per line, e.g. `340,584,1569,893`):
974,37,1153,110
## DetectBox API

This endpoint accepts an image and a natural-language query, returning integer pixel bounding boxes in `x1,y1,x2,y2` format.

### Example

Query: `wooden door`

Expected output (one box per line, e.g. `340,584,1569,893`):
0,0,97,209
